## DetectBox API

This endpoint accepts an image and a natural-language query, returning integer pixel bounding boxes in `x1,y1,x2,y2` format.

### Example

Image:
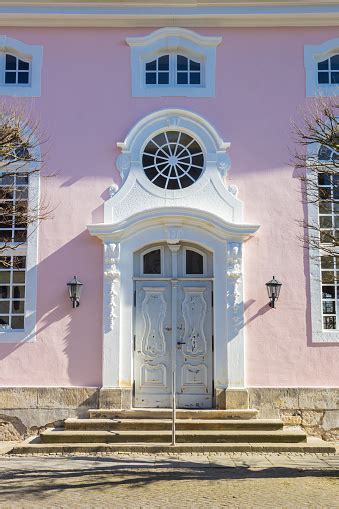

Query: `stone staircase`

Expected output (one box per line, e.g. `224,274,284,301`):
11,408,336,454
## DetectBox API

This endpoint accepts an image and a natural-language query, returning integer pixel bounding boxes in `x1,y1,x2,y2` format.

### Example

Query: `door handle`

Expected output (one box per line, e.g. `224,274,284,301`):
177,341,186,345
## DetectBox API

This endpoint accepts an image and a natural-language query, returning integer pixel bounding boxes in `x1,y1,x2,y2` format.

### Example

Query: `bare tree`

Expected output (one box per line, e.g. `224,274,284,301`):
0,102,50,264
292,96,339,256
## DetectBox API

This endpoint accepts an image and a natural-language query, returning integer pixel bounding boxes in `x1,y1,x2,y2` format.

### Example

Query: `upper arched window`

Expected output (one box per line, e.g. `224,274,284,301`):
127,28,221,97
305,39,339,97
0,36,43,97
145,54,201,87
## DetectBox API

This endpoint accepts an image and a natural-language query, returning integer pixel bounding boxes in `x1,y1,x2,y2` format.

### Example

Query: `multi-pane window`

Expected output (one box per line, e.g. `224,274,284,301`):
0,255,26,330
145,54,202,87
318,55,339,85
318,144,339,329
4,54,30,85
0,173,28,244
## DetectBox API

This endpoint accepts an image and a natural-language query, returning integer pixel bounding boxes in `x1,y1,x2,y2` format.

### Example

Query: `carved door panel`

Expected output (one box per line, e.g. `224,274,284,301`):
134,281,172,407
176,281,213,408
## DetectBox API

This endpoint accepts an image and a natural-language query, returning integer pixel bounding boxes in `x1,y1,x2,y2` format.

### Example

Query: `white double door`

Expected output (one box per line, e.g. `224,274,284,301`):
134,245,213,408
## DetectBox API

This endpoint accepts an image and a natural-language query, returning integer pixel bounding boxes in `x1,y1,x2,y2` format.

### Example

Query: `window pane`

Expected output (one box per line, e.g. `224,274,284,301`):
190,60,200,71
5,54,17,70
190,73,200,85
318,172,331,185
143,249,161,275
158,72,169,84
186,250,204,275
5,72,16,84
12,300,24,314
0,316,9,327
319,201,332,213
14,230,27,243
322,285,335,299
13,257,26,269
177,55,188,71
321,256,334,269
177,72,188,84
11,316,24,329
0,286,10,299
324,316,336,329
320,216,333,228
18,59,29,71
323,301,335,314
146,59,156,71
145,71,156,83
322,271,334,283
0,272,10,284
18,72,29,84
158,55,169,71
318,72,329,84
319,187,331,199
13,271,25,284
318,59,329,70
13,286,25,299
331,72,339,84
330,54,339,70
0,301,10,314
320,231,334,243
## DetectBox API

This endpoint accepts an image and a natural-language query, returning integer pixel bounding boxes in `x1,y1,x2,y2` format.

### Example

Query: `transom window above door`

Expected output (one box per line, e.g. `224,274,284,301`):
137,243,211,279
142,130,204,190
145,54,201,87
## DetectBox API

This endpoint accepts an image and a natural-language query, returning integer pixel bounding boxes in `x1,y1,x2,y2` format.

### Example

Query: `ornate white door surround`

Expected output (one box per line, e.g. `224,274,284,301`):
134,243,213,408
87,108,260,407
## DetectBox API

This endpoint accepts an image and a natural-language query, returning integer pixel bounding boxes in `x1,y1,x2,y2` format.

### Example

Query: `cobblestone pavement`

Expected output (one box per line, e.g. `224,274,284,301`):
0,453,337,508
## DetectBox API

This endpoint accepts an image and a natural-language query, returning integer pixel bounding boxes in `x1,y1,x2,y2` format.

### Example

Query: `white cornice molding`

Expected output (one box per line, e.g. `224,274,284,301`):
0,3,339,27
87,207,260,242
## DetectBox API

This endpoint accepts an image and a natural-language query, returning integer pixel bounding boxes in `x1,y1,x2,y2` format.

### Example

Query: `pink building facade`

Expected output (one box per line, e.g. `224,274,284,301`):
0,1,338,440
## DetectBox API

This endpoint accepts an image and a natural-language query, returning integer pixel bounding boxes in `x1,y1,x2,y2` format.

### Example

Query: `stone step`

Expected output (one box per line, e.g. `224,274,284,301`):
65,418,283,432
88,409,259,420
10,437,336,455
40,429,307,444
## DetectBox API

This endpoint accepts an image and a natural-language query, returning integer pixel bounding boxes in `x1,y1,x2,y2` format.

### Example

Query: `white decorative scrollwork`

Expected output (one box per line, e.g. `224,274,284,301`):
226,241,243,336
227,242,242,280
116,153,131,181
104,242,120,332
227,184,239,197
141,288,167,358
167,116,180,127
165,226,182,245
109,182,119,197
182,287,207,357
216,151,231,177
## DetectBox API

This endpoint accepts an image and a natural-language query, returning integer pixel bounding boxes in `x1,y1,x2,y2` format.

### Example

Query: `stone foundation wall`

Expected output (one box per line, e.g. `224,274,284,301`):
248,388,339,442
0,387,99,440
0,386,338,441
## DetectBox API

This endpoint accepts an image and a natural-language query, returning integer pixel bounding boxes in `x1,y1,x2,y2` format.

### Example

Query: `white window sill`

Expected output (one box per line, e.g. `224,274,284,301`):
0,328,36,343
312,331,339,343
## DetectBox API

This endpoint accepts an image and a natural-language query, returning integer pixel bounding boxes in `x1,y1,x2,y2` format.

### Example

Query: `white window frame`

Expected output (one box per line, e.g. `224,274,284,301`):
0,151,40,343
308,142,339,342
140,246,164,277
127,27,221,98
305,38,339,97
0,36,43,97
183,246,206,277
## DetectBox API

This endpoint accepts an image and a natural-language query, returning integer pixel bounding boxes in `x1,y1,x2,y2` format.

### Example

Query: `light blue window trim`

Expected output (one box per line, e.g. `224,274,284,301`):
0,36,43,97
127,27,221,98
305,39,339,97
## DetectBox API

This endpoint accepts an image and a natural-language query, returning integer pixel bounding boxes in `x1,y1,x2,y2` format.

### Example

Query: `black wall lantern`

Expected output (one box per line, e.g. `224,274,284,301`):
266,276,282,308
67,276,83,308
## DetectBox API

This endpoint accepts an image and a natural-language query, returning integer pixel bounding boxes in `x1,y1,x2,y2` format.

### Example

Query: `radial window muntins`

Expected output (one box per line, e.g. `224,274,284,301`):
142,131,204,190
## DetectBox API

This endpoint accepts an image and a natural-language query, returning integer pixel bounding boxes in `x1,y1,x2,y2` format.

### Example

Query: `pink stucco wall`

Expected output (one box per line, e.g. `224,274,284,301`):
0,26,338,388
